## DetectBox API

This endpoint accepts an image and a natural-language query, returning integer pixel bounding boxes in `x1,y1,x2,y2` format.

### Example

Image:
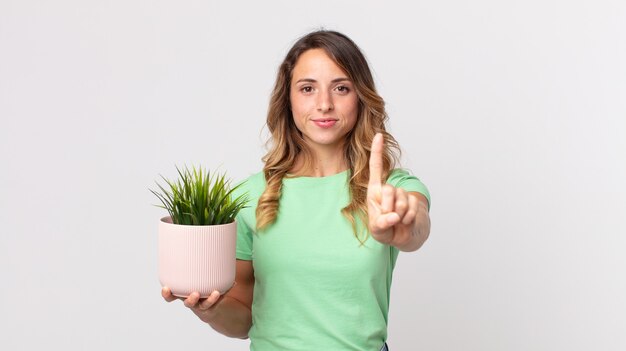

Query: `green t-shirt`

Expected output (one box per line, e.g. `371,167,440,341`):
233,169,430,351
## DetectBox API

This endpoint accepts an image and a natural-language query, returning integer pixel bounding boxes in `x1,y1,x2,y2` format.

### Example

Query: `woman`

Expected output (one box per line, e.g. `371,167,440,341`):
162,30,431,351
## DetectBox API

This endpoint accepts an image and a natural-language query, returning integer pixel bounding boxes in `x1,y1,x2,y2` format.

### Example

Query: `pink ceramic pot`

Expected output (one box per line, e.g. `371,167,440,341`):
158,216,237,298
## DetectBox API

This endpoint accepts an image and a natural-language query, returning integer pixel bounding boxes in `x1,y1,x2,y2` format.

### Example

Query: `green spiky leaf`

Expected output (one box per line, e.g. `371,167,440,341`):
149,165,249,225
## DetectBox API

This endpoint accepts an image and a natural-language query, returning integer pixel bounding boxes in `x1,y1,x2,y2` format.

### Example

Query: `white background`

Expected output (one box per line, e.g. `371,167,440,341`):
1,1,625,350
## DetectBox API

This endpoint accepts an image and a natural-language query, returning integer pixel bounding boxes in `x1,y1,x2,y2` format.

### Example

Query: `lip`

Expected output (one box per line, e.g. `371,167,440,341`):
312,118,338,129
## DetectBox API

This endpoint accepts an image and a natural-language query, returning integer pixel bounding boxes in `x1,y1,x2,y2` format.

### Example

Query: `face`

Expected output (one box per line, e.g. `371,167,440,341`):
290,48,359,151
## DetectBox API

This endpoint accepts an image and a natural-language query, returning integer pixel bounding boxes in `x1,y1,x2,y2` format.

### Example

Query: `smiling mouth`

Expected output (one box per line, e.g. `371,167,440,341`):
312,119,338,128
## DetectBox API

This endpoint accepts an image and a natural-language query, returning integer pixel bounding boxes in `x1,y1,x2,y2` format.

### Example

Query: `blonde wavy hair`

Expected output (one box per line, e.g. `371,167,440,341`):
256,30,400,243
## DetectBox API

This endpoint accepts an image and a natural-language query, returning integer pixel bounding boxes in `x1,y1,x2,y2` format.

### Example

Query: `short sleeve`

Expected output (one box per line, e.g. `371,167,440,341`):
236,214,253,260
232,177,255,261
386,168,431,210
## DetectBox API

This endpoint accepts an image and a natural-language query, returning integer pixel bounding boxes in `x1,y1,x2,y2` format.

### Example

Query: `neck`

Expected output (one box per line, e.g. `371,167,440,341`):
291,144,348,177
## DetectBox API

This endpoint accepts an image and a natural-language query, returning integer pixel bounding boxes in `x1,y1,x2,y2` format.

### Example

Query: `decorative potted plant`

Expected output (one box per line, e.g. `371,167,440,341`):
151,165,248,298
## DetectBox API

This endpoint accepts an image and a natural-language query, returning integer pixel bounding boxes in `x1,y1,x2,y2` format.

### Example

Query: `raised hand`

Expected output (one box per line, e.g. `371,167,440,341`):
367,133,428,250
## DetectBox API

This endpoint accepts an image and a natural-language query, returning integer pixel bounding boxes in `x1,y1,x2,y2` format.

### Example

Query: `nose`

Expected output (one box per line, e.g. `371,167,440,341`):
316,90,334,112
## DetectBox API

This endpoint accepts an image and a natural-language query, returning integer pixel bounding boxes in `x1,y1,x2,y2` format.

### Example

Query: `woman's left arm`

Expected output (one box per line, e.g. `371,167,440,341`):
367,133,431,252
368,186,431,252
395,191,431,252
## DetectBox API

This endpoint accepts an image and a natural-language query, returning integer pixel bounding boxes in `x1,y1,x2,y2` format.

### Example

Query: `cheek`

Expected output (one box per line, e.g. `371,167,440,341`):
345,98,359,124
289,93,307,117
289,95,306,131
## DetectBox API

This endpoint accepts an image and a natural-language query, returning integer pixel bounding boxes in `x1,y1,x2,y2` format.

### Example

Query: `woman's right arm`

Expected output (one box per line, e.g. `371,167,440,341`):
162,259,254,339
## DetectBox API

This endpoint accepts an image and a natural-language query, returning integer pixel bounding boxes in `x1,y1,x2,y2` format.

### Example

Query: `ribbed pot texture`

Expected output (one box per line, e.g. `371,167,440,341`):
158,216,237,298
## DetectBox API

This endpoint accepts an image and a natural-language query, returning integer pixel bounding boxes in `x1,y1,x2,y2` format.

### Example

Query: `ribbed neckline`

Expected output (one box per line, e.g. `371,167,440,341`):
282,169,350,186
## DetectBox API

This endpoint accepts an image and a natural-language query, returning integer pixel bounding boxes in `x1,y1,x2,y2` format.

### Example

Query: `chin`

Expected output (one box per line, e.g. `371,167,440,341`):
305,133,348,147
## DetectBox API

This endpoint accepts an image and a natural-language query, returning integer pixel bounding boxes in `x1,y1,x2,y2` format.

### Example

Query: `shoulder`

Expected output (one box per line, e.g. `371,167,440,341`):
386,168,423,186
232,171,266,201
387,168,431,208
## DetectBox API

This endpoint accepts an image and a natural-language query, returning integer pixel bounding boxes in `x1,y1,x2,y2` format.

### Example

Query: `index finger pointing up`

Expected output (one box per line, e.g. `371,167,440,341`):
369,133,384,187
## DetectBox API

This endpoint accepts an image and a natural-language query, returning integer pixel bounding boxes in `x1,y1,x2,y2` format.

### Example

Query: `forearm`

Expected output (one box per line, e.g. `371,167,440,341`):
193,295,252,339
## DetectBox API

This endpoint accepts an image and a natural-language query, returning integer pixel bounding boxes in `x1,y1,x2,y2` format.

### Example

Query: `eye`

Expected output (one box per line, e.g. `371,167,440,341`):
301,86,313,93
336,85,350,93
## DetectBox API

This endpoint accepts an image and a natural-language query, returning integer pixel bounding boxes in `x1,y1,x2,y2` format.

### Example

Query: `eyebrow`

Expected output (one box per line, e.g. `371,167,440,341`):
294,77,351,84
